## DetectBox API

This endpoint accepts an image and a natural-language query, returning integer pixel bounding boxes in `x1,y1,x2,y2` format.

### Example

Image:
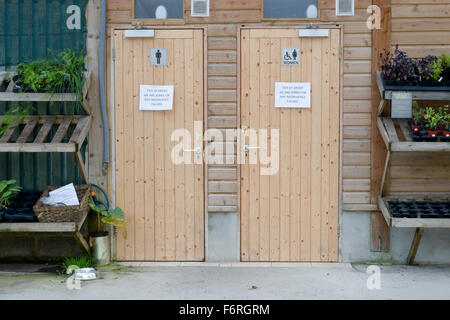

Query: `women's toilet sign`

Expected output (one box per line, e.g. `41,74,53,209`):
274,82,311,108
282,48,300,66
139,85,174,110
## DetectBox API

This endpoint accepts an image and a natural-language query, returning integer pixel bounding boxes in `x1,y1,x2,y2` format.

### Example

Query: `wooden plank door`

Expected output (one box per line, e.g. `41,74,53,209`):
114,29,205,261
240,28,340,262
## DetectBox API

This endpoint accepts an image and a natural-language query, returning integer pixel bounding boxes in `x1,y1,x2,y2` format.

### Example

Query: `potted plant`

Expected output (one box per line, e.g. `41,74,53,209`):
379,46,450,90
14,49,85,100
442,111,450,139
411,101,424,133
429,53,450,83
424,107,442,138
88,188,126,265
0,180,22,221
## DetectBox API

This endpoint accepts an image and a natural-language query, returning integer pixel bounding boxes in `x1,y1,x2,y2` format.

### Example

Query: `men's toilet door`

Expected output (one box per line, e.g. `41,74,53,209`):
240,28,340,262
114,29,205,261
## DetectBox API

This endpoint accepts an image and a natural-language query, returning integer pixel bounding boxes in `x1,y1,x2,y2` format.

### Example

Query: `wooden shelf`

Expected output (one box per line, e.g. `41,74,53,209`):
0,71,91,115
0,203,90,252
0,115,91,182
376,71,450,101
378,117,450,152
378,195,450,229
0,222,77,232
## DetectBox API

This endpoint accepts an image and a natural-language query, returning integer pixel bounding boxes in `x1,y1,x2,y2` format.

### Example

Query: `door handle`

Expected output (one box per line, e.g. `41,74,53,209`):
184,147,202,154
243,145,261,152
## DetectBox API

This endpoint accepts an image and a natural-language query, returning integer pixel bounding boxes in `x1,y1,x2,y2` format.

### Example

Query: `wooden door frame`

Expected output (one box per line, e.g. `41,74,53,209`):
108,26,208,261
237,24,344,261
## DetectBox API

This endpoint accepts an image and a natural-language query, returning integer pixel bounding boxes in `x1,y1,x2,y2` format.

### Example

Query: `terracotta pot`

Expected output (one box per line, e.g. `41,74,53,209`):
427,129,439,137
410,122,423,133
442,130,450,138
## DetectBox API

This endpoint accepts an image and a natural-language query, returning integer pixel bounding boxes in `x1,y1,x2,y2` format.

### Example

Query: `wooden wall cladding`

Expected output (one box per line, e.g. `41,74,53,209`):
106,0,450,212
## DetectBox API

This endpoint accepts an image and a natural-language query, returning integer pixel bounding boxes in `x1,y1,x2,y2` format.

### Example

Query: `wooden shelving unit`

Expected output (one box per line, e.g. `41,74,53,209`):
376,71,450,264
0,73,92,248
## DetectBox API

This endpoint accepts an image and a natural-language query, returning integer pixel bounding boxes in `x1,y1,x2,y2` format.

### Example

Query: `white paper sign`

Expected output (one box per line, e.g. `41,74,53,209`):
274,82,311,108
139,85,174,110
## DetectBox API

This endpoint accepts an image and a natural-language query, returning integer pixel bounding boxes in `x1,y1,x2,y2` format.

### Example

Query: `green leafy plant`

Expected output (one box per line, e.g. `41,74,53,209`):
429,53,450,81
441,106,450,130
0,180,22,210
0,104,30,136
412,101,424,125
15,49,85,100
61,254,95,275
88,192,127,237
424,107,442,130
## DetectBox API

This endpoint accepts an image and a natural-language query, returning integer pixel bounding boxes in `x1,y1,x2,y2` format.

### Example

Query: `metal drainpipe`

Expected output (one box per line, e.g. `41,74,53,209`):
99,0,109,175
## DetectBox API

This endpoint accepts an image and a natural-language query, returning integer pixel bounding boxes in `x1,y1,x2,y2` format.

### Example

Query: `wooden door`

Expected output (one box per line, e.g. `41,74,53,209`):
240,28,340,262
114,29,205,261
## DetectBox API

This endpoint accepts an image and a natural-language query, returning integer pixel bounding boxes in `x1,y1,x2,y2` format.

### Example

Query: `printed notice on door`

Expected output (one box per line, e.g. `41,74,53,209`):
274,82,311,108
139,85,174,111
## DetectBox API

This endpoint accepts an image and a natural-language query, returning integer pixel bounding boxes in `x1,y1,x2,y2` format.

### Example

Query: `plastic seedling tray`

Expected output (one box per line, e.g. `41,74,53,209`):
1,190,41,223
388,200,450,219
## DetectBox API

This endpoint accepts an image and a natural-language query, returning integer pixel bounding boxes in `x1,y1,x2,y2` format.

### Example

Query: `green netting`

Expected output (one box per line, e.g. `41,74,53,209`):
0,0,87,68
0,0,88,190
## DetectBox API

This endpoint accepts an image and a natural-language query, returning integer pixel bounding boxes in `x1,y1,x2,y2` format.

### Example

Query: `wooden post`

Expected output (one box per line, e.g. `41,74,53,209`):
406,227,425,265
86,0,107,187
370,0,391,251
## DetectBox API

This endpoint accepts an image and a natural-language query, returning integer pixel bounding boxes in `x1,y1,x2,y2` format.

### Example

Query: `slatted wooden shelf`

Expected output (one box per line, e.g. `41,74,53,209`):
378,195,450,229
0,115,91,182
378,117,450,152
0,207,91,253
376,71,450,101
0,71,91,115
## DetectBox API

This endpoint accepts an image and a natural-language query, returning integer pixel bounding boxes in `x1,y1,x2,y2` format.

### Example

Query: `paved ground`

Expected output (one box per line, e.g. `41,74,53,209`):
0,263,449,299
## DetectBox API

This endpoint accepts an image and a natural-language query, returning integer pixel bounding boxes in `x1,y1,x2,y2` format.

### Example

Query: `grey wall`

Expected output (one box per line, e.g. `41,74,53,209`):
341,211,450,264
207,212,240,262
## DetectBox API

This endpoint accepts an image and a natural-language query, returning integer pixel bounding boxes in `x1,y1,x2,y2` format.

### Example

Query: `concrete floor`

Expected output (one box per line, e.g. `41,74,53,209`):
0,263,449,300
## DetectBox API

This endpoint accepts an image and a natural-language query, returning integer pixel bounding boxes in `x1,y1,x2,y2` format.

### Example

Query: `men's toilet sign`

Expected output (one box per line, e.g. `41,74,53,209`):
150,48,168,66
282,48,300,66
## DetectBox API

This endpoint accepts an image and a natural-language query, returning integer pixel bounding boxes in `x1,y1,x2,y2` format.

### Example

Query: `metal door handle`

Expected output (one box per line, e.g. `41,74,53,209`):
184,147,202,154
243,145,261,152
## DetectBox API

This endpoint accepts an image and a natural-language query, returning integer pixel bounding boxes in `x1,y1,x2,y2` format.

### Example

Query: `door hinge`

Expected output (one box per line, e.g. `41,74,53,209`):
112,49,115,61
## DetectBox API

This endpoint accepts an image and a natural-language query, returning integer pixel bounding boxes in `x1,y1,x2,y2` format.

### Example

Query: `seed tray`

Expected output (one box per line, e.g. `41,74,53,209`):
0,190,41,223
409,124,450,142
388,200,450,219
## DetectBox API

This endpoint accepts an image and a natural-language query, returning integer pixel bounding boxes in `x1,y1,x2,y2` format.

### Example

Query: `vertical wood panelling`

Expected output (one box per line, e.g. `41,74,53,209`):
114,30,204,261
240,28,340,262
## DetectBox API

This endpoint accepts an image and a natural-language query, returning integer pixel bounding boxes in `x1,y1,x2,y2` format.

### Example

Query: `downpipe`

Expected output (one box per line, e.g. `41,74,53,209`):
99,0,109,175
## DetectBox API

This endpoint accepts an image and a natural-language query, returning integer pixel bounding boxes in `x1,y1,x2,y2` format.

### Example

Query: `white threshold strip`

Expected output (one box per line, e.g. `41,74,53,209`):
118,262,352,268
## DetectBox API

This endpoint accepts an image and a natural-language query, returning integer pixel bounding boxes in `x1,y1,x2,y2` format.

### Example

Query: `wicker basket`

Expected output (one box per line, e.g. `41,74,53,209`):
33,185,91,223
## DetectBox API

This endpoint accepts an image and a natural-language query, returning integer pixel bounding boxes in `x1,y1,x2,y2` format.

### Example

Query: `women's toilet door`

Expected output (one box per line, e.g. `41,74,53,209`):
240,28,341,262
114,29,205,261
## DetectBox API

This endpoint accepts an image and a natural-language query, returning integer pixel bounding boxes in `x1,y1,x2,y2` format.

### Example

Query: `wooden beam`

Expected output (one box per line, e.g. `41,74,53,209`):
86,0,107,191
76,151,89,183
74,231,91,253
371,0,392,251
0,143,76,152
0,222,76,232
406,227,424,265
0,92,78,101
